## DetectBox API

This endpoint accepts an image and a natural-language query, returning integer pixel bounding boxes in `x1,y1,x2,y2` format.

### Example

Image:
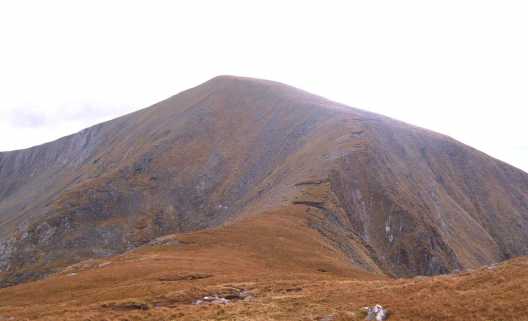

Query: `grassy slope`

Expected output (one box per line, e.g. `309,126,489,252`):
0,207,527,321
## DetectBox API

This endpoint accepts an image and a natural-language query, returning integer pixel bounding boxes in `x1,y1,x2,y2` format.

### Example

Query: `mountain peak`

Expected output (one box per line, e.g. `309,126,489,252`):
0,77,527,288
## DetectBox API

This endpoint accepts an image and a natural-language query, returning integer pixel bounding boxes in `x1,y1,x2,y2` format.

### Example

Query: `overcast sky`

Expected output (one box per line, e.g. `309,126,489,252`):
1,1,527,172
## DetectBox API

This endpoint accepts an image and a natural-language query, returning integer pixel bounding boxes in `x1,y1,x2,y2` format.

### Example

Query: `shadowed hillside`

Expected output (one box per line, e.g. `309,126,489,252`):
1,76,528,288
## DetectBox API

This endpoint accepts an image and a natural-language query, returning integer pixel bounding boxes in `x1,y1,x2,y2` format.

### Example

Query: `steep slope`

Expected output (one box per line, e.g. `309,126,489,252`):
1,76,528,286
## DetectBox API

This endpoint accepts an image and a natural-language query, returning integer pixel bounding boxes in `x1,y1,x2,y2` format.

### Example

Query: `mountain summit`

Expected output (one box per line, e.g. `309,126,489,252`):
1,76,528,287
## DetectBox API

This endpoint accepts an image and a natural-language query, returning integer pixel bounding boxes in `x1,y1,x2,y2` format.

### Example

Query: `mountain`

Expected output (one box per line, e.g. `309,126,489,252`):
1,75,528,288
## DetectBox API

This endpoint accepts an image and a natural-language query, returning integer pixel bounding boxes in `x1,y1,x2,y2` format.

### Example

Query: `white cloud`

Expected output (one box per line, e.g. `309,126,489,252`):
0,0,527,172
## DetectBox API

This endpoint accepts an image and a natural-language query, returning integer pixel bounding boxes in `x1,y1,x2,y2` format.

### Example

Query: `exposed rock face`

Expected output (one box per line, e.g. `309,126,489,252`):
1,76,527,286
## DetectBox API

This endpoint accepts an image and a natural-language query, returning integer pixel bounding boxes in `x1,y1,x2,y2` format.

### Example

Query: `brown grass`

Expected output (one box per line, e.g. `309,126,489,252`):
0,207,527,321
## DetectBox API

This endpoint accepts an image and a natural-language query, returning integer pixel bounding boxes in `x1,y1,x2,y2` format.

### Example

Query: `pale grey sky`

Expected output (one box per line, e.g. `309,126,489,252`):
1,1,527,172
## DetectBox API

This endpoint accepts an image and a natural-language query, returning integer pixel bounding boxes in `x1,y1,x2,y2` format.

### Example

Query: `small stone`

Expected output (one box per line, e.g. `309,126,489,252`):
366,304,388,321
211,298,229,304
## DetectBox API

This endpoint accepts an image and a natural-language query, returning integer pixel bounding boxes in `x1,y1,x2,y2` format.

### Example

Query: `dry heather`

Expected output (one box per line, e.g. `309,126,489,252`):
0,208,527,321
